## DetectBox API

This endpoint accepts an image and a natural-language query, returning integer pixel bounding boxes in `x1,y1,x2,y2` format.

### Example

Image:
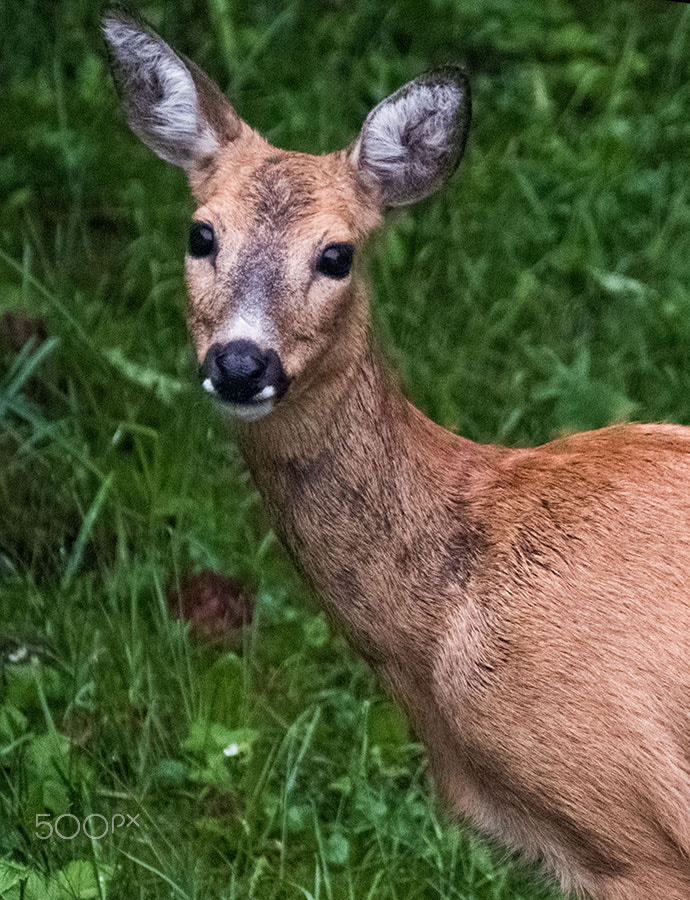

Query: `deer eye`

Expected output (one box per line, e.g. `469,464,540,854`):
188,222,216,258
317,243,353,279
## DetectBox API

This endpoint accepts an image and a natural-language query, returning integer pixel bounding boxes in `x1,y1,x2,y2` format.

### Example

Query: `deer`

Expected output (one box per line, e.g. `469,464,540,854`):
102,13,690,899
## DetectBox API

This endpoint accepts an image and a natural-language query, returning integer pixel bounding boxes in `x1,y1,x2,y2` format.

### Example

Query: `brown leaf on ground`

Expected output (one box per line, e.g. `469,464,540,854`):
167,570,254,643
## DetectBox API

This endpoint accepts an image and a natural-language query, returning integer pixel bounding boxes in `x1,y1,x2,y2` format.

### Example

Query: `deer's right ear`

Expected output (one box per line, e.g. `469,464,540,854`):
102,13,241,172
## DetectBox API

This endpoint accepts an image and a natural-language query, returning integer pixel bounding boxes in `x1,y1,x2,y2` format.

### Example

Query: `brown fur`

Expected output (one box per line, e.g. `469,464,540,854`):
238,346,690,899
109,32,690,899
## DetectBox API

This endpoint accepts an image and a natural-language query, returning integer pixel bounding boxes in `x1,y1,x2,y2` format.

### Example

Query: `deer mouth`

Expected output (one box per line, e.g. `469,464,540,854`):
202,379,284,421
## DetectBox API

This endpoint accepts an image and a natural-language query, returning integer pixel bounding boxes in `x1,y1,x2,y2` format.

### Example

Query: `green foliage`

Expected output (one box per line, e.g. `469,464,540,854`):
0,858,113,900
2,0,690,897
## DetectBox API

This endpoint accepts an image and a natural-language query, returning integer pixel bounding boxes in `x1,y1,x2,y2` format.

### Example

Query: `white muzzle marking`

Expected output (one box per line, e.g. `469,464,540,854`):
223,313,270,346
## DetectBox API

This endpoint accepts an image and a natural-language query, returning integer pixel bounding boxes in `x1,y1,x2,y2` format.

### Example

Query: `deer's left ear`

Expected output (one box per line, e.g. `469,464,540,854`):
350,68,471,207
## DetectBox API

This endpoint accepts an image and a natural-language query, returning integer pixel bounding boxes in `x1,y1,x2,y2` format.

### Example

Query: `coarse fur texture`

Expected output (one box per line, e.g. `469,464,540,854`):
351,68,472,206
104,14,690,900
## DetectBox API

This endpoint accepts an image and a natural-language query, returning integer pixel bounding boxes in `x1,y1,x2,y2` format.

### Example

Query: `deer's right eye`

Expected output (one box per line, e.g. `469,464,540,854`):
188,222,216,258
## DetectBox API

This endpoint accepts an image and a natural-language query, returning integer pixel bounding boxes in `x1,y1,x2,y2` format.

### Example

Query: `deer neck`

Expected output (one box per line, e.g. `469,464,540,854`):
235,330,491,682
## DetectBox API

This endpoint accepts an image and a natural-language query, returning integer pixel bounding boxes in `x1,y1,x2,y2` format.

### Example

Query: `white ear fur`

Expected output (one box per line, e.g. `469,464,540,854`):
351,69,471,207
103,14,233,170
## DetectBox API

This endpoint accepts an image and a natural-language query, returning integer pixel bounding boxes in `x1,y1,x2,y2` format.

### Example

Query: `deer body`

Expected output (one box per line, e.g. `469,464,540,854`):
240,341,690,899
104,15,690,898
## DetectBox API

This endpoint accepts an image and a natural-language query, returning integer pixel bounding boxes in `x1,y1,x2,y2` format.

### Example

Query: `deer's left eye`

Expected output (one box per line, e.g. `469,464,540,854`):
188,222,216,258
317,243,354,279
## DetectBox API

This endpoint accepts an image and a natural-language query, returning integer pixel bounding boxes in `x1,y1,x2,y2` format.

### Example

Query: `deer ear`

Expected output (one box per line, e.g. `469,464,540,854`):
102,12,241,171
351,68,471,207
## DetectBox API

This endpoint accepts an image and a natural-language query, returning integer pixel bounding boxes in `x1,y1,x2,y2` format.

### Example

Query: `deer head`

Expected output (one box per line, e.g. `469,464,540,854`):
103,13,471,421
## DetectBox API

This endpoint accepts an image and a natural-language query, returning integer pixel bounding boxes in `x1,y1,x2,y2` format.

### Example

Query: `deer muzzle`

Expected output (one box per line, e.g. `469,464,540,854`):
200,340,289,420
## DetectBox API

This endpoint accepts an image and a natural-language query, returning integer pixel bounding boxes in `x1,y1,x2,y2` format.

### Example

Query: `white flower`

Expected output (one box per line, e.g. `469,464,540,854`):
7,646,28,664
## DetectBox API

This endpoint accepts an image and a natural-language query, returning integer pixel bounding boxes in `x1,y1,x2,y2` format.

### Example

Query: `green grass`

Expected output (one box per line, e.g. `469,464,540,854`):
2,0,690,897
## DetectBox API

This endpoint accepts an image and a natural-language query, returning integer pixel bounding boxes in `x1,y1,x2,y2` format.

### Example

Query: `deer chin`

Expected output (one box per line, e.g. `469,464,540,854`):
202,379,277,421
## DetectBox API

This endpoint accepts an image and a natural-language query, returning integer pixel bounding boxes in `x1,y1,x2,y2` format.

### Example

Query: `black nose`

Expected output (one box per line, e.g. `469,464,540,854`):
202,340,289,404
